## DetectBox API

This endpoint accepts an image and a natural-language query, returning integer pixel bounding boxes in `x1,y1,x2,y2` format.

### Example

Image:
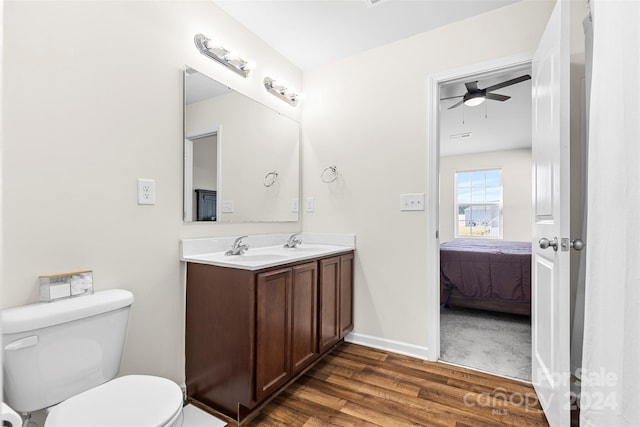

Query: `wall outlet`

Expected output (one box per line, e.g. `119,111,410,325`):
305,197,315,213
137,179,156,205
400,193,424,211
291,198,299,213
221,200,234,213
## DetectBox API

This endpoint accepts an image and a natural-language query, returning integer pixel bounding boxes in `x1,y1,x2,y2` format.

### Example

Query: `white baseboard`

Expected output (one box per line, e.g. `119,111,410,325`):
344,332,430,360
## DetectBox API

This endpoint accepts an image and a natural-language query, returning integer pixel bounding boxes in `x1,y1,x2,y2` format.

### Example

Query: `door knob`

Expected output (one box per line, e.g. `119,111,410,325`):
539,237,558,251
570,238,585,251
559,237,585,251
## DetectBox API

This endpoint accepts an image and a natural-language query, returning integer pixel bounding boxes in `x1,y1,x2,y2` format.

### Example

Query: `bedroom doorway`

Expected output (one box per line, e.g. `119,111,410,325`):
428,55,534,381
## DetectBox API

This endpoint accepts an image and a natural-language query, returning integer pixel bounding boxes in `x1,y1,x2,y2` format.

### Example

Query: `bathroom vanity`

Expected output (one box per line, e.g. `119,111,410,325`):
181,234,355,423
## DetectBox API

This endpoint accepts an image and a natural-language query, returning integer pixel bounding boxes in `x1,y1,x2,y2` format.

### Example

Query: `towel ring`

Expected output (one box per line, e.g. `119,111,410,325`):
263,171,278,187
321,166,338,183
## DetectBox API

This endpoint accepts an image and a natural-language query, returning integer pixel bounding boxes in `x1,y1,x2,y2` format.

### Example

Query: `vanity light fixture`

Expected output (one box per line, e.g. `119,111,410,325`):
263,77,302,106
194,34,255,78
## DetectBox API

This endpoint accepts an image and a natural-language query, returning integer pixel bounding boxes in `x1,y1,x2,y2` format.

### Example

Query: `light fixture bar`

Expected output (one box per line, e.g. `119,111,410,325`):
263,77,301,106
194,34,253,78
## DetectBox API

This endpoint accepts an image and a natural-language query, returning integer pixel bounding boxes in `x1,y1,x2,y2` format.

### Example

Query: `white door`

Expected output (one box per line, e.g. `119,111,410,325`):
531,0,571,425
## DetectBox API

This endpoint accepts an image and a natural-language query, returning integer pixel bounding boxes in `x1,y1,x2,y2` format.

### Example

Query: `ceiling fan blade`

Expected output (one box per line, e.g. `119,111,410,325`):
464,81,479,92
448,100,465,110
440,95,464,100
485,93,511,102
484,74,531,93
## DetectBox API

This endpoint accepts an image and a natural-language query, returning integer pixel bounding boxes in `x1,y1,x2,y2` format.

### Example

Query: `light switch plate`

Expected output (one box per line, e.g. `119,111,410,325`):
137,178,156,205
305,197,315,213
221,200,234,213
400,193,425,211
291,198,299,213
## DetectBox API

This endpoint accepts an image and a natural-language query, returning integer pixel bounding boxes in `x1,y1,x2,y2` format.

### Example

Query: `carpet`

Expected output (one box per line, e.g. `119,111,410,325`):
440,306,531,381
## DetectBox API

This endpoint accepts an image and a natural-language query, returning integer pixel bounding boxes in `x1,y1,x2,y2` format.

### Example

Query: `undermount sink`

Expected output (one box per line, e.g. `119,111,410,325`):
278,244,331,253
226,253,289,262
279,247,321,252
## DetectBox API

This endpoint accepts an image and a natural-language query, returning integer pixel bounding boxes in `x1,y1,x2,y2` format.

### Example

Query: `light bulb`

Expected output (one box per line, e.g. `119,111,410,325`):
204,38,222,50
464,96,485,107
225,51,240,61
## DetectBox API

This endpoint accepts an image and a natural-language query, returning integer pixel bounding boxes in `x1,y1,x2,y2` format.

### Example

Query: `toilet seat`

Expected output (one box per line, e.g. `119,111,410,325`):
44,375,183,427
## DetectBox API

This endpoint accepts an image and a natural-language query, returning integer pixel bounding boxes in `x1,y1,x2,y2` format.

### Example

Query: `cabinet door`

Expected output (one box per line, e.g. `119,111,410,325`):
290,262,318,374
319,257,341,353
255,268,291,401
339,253,354,337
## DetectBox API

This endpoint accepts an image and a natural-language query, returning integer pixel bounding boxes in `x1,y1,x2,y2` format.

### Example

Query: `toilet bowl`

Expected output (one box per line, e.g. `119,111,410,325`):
44,375,184,427
2,289,184,427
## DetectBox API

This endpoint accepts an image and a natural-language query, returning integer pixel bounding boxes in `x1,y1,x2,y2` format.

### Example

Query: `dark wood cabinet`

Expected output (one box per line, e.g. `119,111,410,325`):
339,253,354,337
184,264,255,418
255,268,292,401
185,252,351,423
319,257,340,352
256,263,319,401
319,253,354,353
290,263,318,374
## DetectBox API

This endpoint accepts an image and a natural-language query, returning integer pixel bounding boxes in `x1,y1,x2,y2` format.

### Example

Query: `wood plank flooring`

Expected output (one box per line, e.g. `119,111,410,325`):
241,342,549,427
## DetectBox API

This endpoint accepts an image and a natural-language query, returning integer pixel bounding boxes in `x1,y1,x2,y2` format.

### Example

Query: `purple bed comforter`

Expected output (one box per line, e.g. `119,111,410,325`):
440,240,532,304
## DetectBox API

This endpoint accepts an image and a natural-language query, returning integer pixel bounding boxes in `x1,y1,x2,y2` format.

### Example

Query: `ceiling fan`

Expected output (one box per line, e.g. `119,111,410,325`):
442,74,531,110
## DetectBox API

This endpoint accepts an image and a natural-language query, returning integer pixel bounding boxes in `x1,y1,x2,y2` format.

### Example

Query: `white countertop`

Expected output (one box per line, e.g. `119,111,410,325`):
180,233,355,271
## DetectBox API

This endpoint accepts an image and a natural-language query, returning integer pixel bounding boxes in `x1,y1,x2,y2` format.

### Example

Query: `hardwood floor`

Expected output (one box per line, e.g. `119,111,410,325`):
241,342,549,426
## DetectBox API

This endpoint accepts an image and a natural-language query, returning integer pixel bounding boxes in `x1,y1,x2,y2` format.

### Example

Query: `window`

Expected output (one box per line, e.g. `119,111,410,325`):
455,169,502,238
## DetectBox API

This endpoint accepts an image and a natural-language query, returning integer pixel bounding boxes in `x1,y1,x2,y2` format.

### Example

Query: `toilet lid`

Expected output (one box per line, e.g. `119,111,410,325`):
45,375,183,427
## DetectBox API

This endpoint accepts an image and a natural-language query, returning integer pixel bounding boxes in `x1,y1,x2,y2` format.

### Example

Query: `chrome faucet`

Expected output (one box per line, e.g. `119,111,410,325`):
283,233,302,248
225,235,249,256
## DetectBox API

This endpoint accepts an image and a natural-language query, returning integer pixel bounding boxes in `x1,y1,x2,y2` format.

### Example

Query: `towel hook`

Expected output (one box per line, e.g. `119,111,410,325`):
321,166,338,183
263,171,278,187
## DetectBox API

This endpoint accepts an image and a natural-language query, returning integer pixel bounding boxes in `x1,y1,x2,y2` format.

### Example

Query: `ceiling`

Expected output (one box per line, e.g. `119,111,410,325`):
185,67,231,105
209,0,531,157
214,0,520,70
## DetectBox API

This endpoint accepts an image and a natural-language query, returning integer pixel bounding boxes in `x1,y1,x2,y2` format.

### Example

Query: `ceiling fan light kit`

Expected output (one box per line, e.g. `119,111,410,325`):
444,74,531,110
463,92,486,107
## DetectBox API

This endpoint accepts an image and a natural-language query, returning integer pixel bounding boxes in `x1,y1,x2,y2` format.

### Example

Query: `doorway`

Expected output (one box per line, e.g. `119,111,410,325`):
426,53,534,381
184,131,220,222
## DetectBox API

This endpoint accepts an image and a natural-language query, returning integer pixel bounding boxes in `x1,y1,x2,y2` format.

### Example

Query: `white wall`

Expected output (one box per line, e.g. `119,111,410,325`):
439,149,532,243
301,0,554,352
2,0,302,386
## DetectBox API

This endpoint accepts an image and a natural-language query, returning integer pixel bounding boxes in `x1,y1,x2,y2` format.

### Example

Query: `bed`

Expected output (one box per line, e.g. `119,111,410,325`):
440,239,532,316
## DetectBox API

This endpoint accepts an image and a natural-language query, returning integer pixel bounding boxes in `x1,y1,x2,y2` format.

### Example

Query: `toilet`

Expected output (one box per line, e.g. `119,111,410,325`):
2,289,184,427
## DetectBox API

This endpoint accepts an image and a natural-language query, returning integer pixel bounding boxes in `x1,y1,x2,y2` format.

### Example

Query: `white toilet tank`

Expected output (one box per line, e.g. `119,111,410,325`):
2,289,134,413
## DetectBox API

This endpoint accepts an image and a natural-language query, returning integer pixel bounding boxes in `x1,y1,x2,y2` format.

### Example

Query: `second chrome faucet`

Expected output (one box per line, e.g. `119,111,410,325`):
283,233,302,248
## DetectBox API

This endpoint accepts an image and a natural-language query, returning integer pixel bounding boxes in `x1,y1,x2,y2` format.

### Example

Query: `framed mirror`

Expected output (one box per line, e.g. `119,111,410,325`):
184,66,300,223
